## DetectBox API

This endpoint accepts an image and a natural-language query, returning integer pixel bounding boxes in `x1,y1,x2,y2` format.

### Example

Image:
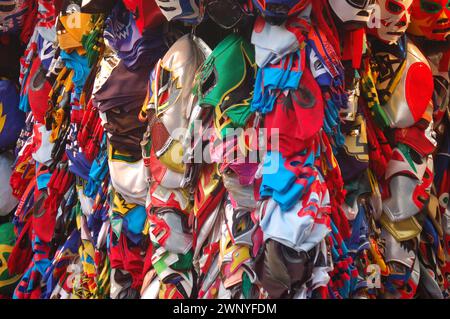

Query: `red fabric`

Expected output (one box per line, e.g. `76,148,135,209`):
25,56,52,124
20,0,38,45
33,167,73,242
265,67,324,158
109,232,145,289
8,219,33,275
395,126,436,157
10,143,35,199
342,29,364,69
122,0,166,32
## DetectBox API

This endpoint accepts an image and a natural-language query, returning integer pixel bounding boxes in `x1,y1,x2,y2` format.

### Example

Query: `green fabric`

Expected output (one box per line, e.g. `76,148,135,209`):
0,222,21,295
242,271,252,299
171,251,193,271
195,34,256,134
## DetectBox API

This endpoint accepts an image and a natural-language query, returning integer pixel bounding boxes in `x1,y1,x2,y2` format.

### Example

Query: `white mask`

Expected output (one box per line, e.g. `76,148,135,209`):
328,0,377,25
375,0,413,44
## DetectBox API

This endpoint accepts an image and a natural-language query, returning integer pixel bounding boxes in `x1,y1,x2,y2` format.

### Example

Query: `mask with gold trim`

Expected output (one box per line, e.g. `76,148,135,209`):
195,34,257,137
150,34,209,145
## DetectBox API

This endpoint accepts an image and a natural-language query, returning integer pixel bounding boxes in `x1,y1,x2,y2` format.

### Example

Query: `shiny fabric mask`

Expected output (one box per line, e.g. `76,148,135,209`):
0,153,18,216
150,34,208,142
149,207,193,255
328,0,377,25
383,164,433,222
381,41,434,128
0,79,25,151
385,144,428,181
381,228,416,268
255,239,314,298
375,0,413,44
224,202,258,246
58,12,94,50
408,0,450,41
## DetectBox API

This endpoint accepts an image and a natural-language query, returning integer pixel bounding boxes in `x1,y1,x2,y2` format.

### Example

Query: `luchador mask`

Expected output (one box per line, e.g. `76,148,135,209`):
103,1,139,53
155,0,201,25
0,0,27,34
0,223,21,296
195,34,257,137
383,153,434,222
149,207,193,255
379,41,434,128
252,0,311,25
328,0,377,27
375,0,413,44
151,34,208,142
224,201,258,247
408,0,450,41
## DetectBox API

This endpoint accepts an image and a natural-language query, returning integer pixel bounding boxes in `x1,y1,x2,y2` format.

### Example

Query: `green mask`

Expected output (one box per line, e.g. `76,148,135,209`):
0,222,21,296
195,34,257,137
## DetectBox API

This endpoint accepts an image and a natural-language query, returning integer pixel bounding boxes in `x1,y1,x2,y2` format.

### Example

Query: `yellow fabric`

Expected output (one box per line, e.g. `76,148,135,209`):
380,213,422,242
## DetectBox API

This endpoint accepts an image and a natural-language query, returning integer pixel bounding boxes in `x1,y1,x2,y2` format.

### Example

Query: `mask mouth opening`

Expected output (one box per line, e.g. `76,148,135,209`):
356,9,370,17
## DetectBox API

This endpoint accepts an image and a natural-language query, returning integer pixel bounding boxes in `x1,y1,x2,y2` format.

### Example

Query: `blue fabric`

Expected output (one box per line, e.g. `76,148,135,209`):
60,50,90,101
260,150,317,211
36,164,52,190
0,79,25,149
251,51,303,114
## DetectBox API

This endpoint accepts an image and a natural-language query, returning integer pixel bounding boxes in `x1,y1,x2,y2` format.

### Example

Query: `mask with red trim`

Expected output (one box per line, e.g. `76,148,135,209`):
376,41,434,128
374,0,413,44
383,150,434,222
408,0,450,41
328,0,377,27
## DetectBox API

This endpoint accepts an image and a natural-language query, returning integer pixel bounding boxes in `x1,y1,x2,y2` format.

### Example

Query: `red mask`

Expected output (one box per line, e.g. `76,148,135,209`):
408,0,450,41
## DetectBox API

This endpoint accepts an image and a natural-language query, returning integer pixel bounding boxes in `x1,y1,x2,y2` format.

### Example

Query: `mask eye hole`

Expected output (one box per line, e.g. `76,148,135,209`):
157,68,171,105
420,0,442,13
201,70,217,98
386,0,404,14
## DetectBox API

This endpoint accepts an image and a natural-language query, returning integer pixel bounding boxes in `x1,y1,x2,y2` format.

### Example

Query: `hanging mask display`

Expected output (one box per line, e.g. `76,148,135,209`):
373,0,413,44
408,0,450,41
2,0,450,301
